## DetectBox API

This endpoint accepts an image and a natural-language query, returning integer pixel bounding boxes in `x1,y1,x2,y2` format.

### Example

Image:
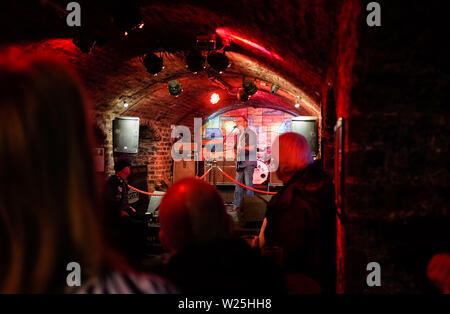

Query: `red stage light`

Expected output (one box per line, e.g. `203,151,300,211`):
210,93,220,104
216,28,283,61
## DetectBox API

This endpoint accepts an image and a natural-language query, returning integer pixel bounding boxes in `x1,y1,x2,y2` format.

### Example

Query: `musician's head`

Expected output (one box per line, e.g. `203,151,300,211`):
236,116,248,129
158,178,234,254
272,132,313,183
0,50,104,292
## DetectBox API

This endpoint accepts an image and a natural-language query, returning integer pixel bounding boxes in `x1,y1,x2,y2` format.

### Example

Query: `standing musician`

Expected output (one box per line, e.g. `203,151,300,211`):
232,118,258,211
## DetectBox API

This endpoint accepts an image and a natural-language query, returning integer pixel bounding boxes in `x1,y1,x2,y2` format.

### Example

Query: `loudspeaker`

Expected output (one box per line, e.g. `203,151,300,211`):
210,160,236,184
113,117,140,154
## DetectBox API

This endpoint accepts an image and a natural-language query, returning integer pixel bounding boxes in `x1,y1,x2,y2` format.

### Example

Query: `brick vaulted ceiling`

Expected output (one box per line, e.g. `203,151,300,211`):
1,0,343,124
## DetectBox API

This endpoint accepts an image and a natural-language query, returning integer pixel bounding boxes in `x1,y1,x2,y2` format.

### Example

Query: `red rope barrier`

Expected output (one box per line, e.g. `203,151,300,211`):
198,167,212,180
128,167,213,196
128,185,165,197
216,167,277,195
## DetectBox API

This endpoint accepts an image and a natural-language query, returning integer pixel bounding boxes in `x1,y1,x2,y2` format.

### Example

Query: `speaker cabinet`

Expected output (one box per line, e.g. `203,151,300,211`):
291,117,318,157
173,160,196,183
204,160,236,184
113,117,140,154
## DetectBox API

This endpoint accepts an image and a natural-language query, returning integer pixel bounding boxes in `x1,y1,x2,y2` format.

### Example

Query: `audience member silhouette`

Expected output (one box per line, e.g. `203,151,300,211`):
157,177,285,294
259,132,336,294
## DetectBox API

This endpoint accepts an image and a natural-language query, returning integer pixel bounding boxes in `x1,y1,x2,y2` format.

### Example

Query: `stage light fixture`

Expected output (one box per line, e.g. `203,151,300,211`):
243,80,257,96
168,80,182,97
271,84,279,94
237,88,249,102
207,52,229,73
186,49,205,73
143,53,163,75
210,93,220,104
295,102,300,108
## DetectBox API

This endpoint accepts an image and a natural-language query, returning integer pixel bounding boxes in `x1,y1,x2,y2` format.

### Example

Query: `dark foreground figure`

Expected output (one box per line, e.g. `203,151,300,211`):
156,177,286,294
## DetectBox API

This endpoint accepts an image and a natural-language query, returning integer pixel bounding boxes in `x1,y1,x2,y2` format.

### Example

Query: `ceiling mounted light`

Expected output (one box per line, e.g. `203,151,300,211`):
237,88,249,102
207,52,229,73
210,93,220,104
271,84,279,94
186,49,205,73
168,80,182,97
243,80,257,96
295,96,301,108
143,53,163,75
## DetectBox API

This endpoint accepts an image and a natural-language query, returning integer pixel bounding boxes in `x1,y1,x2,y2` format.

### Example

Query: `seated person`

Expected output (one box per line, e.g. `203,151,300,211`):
259,133,336,294
104,159,148,268
156,178,285,294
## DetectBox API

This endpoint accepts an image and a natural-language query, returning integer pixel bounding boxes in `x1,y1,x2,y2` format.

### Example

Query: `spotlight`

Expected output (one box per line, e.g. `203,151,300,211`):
243,80,257,96
124,102,129,108
271,84,279,94
210,93,220,104
186,49,205,73
295,102,300,108
207,52,229,73
168,80,182,97
143,53,163,75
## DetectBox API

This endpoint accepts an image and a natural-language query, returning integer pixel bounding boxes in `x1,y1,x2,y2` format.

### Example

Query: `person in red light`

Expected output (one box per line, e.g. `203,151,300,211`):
104,158,150,268
0,50,175,294
157,177,285,294
427,254,450,294
259,132,336,294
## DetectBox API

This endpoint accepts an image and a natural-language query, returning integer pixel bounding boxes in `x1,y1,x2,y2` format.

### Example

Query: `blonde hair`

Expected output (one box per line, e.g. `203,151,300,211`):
0,50,104,293
272,132,313,182
158,178,233,253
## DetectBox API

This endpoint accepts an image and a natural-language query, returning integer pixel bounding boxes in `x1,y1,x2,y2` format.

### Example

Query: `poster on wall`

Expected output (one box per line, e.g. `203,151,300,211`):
93,148,104,172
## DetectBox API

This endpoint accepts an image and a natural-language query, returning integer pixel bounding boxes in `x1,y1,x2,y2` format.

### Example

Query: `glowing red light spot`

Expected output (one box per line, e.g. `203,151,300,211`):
210,93,220,104
216,28,283,61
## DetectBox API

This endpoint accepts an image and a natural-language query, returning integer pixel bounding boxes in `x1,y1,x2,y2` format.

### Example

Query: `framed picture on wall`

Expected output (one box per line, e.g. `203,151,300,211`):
93,148,104,172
